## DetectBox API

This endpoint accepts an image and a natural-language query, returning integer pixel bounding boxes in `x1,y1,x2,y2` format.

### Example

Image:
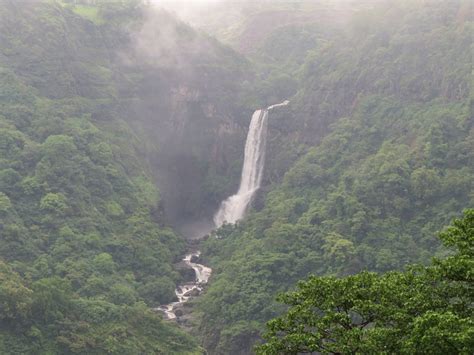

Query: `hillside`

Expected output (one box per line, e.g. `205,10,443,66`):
0,0,251,352
0,0,472,354
197,1,473,353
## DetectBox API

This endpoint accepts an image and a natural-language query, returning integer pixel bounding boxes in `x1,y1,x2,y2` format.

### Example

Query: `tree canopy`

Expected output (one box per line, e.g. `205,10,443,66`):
257,210,473,354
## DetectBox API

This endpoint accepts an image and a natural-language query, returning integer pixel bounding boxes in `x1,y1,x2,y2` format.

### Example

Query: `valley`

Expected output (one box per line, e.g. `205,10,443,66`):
0,1,472,354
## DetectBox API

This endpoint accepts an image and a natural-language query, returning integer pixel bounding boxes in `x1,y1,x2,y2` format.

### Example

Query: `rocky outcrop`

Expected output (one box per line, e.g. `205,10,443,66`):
115,10,253,230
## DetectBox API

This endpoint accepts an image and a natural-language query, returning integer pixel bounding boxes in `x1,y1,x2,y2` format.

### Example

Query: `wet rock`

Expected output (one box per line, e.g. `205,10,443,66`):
174,309,184,317
178,267,196,282
190,255,200,263
183,288,200,298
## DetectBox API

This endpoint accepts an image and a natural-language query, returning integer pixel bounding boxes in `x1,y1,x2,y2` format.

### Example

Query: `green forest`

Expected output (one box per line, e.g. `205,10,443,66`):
257,210,473,354
0,0,472,354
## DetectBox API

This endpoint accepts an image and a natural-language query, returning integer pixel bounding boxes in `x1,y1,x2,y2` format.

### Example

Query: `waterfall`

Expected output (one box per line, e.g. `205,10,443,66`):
214,100,289,227
157,100,288,320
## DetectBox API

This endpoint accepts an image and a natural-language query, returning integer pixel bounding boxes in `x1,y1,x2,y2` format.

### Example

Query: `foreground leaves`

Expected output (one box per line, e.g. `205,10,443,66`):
257,210,474,354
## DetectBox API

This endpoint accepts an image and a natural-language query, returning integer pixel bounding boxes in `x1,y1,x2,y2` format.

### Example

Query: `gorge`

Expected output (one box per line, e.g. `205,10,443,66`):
0,1,471,354
158,100,290,321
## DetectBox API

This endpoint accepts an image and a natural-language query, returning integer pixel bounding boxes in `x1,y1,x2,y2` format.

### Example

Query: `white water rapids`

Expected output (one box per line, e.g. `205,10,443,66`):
156,251,211,320
157,100,288,320
214,100,289,227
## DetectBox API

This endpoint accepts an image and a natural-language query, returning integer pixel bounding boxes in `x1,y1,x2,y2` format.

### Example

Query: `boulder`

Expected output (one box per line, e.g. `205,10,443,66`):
183,288,200,298
178,267,196,282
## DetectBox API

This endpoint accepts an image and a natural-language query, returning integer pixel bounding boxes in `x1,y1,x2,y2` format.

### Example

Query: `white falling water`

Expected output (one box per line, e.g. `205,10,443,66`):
156,100,288,320
214,100,289,227
156,251,212,320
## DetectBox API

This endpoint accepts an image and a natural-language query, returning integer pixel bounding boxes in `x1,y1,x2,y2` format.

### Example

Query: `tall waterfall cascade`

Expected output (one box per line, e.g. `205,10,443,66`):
214,100,289,227
157,100,288,320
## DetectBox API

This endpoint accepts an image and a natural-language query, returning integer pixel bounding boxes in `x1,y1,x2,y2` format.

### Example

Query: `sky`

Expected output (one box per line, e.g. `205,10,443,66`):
150,0,223,4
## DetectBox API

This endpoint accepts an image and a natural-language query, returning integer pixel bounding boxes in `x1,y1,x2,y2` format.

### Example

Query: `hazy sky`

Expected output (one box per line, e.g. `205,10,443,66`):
151,0,223,4
149,0,227,27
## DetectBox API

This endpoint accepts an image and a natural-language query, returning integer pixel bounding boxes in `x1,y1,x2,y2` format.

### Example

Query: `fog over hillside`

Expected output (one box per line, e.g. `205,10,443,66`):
0,0,472,354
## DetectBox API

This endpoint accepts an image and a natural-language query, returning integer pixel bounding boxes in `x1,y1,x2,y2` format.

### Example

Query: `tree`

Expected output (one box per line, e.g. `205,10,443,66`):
0,261,33,322
39,193,68,215
0,192,12,214
257,210,474,354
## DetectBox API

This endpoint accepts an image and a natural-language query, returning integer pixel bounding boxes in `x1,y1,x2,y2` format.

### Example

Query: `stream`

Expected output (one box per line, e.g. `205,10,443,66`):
156,100,288,321
156,250,212,320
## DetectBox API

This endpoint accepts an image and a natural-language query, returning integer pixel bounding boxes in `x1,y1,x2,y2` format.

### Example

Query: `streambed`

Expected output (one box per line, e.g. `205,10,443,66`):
156,251,212,320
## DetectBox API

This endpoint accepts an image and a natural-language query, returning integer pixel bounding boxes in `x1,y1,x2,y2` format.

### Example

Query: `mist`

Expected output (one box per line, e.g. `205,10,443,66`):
1,1,471,354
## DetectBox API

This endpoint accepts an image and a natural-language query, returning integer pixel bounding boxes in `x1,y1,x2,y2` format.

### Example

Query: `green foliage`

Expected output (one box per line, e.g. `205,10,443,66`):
0,0,472,354
257,210,474,354
0,1,200,352
0,192,12,213
39,193,68,214
0,261,33,322
197,1,473,352
70,5,103,25
0,263,200,354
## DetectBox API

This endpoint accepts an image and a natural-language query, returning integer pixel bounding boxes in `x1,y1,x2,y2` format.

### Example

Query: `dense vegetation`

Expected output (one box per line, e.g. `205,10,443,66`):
197,1,473,353
0,1,211,352
258,209,473,354
0,0,472,354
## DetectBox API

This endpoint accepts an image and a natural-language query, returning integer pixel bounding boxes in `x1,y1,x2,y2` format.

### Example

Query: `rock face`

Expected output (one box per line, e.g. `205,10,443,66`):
1,2,253,230
152,83,248,226
117,11,253,227
174,308,184,317
183,288,200,298
190,255,200,263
